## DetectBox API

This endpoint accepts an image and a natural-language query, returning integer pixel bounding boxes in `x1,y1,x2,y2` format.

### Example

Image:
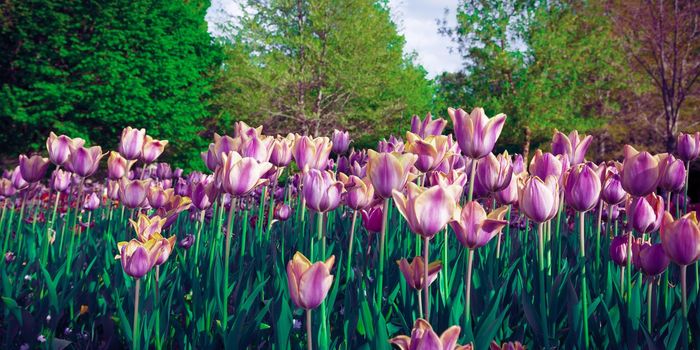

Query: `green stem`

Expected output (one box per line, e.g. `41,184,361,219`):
467,159,476,202
579,212,589,349
306,309,313,350
317,212,328,349
194,210,205,266
681,264,688,350
66,179,84,277
345,211,358,284
465,248,474,326
133,278,140,350
647,282,652,333
222,198,236,326
595,201,603,274
376,198,389,313
424,236,431,322
538,223,549,348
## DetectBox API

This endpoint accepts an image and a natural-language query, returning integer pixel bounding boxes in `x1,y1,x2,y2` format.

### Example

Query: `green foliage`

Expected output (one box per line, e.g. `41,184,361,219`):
436,1,631,151
0,0,222,169
211,0,434,147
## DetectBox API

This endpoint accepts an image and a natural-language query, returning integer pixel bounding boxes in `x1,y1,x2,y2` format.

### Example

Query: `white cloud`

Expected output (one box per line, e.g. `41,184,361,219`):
206,0,462,77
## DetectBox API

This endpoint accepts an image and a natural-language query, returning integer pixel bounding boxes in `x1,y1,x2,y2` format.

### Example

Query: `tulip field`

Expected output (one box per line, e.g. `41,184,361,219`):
1,108,700,349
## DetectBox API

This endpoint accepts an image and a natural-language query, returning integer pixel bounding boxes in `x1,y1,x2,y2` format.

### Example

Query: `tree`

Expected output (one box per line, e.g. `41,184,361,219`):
210,0,434,146
0,0,222,168
611,0,700,152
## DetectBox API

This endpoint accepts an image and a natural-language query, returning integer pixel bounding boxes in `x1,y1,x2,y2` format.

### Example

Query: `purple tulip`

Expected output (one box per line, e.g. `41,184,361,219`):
233,121,263,139
201,144,219,171
377,135,405,153
366,150,417,198
411,112,447,138
66,145,103,178
107,180,120,200
389,318,468,350
427,169,468,189
609,234,630,267
405,132,452,173
564,164,601,212
83,192,101,211
551,129,593,165
449,107,506,159
18,154,49,183
286,252,335,310
529,150,565,183
147,185,172,210
392,183,462,239
626,193,664,233
10,166,28,190
658,154,686,192
450,201,509,249
361,205,383,233
292,135,332,172
476,151,513,193
118,127,146,160
601,166,627,205
660,211,700,266
0,178,16,197
219,151,273,197
46,132,84,166
342,175,374,210
620,145,661,197
332,129,351,154
156,163,173,179
117,239,163,278
119,178,150,209
270,135,294,167
636,242,670,276
676,132,700,162
495,171,523,205
302,169,343,213
189,174,218,210
141,136,168,163
518,175,560,223
274,203,292,221
173,168,183,178
107,151,132,180
179,234,195,250
396,256,442,290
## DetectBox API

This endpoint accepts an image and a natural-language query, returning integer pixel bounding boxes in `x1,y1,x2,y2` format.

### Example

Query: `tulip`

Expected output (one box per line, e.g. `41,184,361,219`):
396,256,442,290
155,194,192,229
234,121,263,139
66,145,103,178
476,151,513,193
0,178,16,197
302,169,343,213
451,202,509,249
46,132,84,166
411,112,447,138
392,183,462,239
119,178,150,209
155,163,172,179
529,149,565,182
405,132,452,173
292,135,332,172
107,151,132,180
361,205,383,233
83,192,100,211
377,135,405,153
449,107,506,159
551,129,593,165
19,154,49,183
658,154,686,192
116,238,163,278
620,145,661,197
11,166,28,190
179,234,195,250
366,150,417,198
219,151,272,197
626,193,664,233
676,132,700,162
270,135,294,167
601,167,627,205
286,252,335,310
518,175,560,223
332,129,351,154
495,171,524,205
389,318,472,350
609,234,630,267
141,136,168,163
660,211,700,266
147,185,172,210
490,341,525,350
239,134,273,162
342,175,374,210
189,175,218,210
564,164,601,212
118,127,146,160
201,144,220,171
636,242,670,276
106,180,120,200
274,202,292,221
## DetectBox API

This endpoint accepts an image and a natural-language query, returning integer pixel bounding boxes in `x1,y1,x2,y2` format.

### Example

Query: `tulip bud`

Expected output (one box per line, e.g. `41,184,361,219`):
83,192,100,211
676,132,700,162
107,151,131,180
19,154,50,183
564,164,601,212
66,145,103,178
626,193,664,233
274,202,292,221
147,185,172,210
660,211,700,266
219,151,272,197
609,234,630,267
141,136,168,163
518,175,560,223
551,129,593,165
389,319,469,350
286,252,335,310
332,129,351,154
292,135,332,172
118,127,146,160
658,154,686,193
116,239,163,278
450,201,509,249
119,178,150,209
449,107,506,159
636,242,670,276
302,169,343,213
50,169,71,192
47,132,85,166
601,167,627,205
476,151,513,193
11,166,28,190
270,135,294,167
411,112,447,138
396,256,441,290
361,206,383,233
620,145,661,197
179,234,195,250
366,150,417,198
392,183,462,239
343,175,374,210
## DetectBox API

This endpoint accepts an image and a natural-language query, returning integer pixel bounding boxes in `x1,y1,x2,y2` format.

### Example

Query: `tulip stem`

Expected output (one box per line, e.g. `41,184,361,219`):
43,191,61,265
317,212,328,349
681,264,688,350
222,198,236,326
467,159,476,202
417,289,423,319
66,178,84,277
345,210,358,284
595,201,603,274
620,266,625,295
376,198,389,313
306,309,313,350
684,161,689,214
424,235,431,322
194,210,205,267
647,282,652,333
133,278,140,350
465,247,474,326
537,223,549,348
579,212,589,349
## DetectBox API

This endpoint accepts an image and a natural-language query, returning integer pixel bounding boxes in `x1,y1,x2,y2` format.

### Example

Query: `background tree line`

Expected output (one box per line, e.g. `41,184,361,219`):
1,0,698,170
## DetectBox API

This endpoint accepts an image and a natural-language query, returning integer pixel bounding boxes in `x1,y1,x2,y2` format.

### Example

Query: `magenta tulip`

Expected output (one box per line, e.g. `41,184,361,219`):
564,164,601,212
397,256,442,290
270,135,294,167
450,201,509,249
627,193,664,233
292,135,332,172
118,127,146,160
189,174,218,210
636,242,670,276
83,192,100,211
658,154,686,192
286,252,335,310
449,107,506,159
107,151,132,180
141,136,168,163
551,129,593,165
361,205,383,233
609,234,630,267
620,145,661,197
19,154,49,183
518,175,560,223
392,183,462,239
0,178,16,197
147,185,172,210
46,132,84,166
116,238,163,278
302,169,343,213
676,132,700,162
660,211,700,266
389,318,471,350
342,175,374,210
366,150,417,198
476,151,513,193
219,151,273,197
119,178,150,209
66,145,103,177
601,166,627,205
529,149,566,182
11,166,28,190
411,112,447,138
332,129,351,154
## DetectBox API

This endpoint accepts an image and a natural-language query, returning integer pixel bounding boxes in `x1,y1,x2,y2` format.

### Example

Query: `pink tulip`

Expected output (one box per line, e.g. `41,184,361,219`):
676,132,700,162
529,149,566,183
219,151,272,197
449,107,506,159
66,145,103,178
118,127,146,160
270,134,294,167
405,132,453,173
0,178,16,197
564,164,601,212
366,150,417,198
19,154,49,183
292,135,332,172
341,175,374,210
626,193,664,233
551,129,593,165
147,185,172,209
141,136,168,163
189,174,218,210
116,239,163,278
396,256,442,290
620,145,661,197
476,151,513,193
107,151,132,180
302,169,343,213
609,234,630,267
660,211,700,266
332,129,351,154
636,242,670,276
450,201,508,249
46,132,84,166
119,178,150,209
392,183,462,239
601,166,627,205
658,154,686,193
233,121,263,139
411,112,447,138
518,175,560,223
10,166,28,190
83,192,101,211
361,205,383,233
286,252,335,310
389,318,472,350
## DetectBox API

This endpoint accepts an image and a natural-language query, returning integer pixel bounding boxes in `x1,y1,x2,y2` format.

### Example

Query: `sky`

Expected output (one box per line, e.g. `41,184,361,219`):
205,0,463,77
